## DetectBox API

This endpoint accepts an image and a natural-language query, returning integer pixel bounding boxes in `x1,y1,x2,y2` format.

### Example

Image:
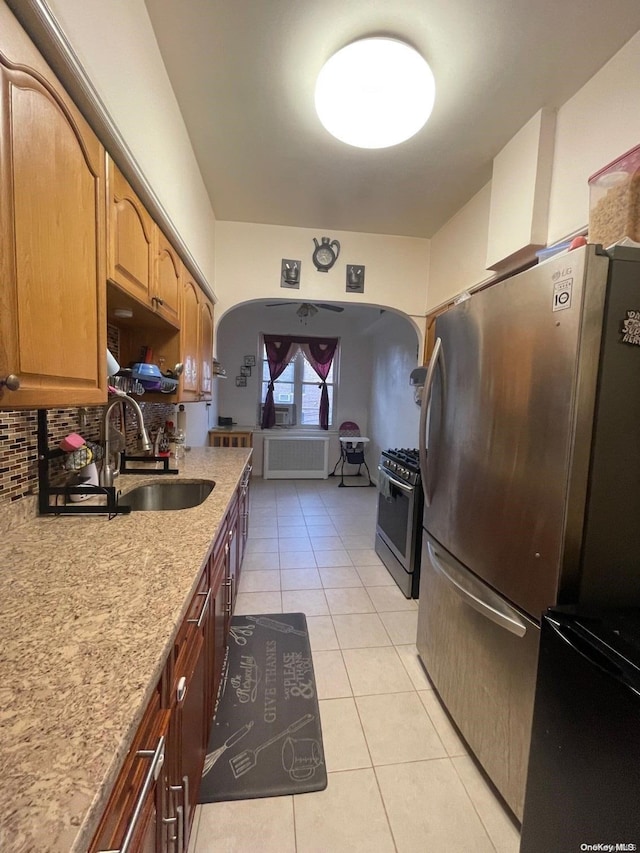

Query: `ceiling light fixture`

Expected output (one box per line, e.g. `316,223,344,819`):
314,37,435,149
297,303,318,324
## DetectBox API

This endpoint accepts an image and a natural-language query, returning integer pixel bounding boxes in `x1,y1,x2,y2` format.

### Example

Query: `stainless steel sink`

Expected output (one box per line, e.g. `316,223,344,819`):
118,479,215,511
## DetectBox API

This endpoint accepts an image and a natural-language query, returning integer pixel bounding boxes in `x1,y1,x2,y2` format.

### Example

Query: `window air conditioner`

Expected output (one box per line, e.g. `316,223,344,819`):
258,403,297,426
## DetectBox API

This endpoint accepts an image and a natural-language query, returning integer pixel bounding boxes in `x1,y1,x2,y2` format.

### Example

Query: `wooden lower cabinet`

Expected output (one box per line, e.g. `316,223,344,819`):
208,539,229,719
89,689,170,853
238,464,252,570
92,468,251,852
165,570,210,851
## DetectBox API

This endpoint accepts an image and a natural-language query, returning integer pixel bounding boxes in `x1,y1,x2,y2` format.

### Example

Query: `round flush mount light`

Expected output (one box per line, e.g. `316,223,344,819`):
314,38,435,149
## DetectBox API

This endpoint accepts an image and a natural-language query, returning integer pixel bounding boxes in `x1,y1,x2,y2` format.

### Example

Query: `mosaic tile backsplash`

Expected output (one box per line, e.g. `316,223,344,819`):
0,326,175,506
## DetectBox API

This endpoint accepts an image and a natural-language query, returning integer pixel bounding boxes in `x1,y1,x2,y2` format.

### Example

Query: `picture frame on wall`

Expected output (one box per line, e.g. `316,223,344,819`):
244,355,256,367
236,376,247,387
240,365,251,377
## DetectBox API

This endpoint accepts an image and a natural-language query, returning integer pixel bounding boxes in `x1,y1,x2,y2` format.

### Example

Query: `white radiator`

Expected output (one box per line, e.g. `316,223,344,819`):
263,435,330,479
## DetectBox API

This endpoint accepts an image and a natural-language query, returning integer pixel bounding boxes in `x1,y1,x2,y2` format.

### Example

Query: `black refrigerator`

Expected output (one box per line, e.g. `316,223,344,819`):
520,608,640,852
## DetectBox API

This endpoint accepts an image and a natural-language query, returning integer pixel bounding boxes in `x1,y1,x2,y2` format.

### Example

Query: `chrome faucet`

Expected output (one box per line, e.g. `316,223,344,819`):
100,394,152,487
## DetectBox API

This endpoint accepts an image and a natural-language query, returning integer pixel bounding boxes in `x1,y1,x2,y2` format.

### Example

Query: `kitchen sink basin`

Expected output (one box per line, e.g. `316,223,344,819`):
118,479,215,511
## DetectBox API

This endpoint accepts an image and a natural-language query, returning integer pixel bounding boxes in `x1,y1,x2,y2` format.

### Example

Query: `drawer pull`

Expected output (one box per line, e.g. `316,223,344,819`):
167,780,186,852
187,588,211,629
97,736,165,853
176,676,187,703
226,575,234,615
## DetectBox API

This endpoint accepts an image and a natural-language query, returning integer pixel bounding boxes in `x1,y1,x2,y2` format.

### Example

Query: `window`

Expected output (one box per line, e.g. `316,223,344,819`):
261,344,338,427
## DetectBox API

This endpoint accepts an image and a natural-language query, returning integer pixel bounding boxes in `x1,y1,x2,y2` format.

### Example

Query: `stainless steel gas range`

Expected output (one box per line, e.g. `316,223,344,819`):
374,448,423,598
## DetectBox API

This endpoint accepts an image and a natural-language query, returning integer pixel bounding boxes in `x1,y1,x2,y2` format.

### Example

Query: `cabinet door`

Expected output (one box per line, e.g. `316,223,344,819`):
0,5,107,409
153,228,181,328
238,465,252,571
166,573,210,851
199,296,214,399
89,690,170,853
180,277,200,399
207,546,227,721
226,497,240,633
107,156,153,304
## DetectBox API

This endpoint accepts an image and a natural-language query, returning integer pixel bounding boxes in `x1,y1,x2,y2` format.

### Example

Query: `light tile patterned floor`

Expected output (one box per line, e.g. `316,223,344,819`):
190,478,521,853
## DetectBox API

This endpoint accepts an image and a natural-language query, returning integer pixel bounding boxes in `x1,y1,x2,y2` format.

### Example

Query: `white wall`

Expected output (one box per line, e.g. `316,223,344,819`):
216,305,373,430
215,221,430,325
426,31,640,310
547,30,640,244
46,0,218,287
427,182,493,311
215,303,379,472
366,311,422,468
215,303,420,478
42,0,218,446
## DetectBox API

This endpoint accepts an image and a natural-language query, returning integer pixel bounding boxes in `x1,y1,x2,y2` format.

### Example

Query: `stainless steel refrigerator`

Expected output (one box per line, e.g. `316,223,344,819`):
416,244,640,821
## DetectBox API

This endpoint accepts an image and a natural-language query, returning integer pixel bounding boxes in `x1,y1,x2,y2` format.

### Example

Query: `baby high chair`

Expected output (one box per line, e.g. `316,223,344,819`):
330,421,374,487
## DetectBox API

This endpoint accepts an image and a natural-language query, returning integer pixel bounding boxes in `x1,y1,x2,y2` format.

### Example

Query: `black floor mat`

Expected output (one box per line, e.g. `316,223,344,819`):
199,613,327,802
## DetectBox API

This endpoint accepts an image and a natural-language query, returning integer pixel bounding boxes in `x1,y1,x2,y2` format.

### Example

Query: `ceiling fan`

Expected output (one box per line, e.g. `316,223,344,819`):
265,302,345,320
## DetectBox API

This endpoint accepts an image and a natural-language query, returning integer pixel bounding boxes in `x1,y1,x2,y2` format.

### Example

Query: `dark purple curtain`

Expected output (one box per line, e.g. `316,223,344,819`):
261,336,296,428
300,338,339,430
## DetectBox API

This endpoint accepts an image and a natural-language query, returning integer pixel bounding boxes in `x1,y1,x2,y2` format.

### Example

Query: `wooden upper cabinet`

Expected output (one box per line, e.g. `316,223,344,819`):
153,227,181,328
106,156,153,304
199,296,214,399
180,276,201,399
0,2,107,409
179,279,214,402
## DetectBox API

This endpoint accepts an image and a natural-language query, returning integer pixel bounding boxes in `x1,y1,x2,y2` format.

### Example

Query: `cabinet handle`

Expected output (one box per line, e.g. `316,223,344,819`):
226,575,234,615
182,775,190,840
187,588,211,629
228,528,234,542
97,736,165,853
0,374,20,396
152,295,165,306
242,511,249,537
167,781,186,853
176,676,187,703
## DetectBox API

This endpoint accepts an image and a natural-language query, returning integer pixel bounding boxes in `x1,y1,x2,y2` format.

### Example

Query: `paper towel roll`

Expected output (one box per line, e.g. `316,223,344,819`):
106,349,120,377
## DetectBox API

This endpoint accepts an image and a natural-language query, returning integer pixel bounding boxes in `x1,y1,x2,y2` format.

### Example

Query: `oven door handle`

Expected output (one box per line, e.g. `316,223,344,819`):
377,465,414,494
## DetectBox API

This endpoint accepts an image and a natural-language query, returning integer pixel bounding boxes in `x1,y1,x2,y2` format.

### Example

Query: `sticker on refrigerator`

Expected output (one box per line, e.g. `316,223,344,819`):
620,310,640,346
552,278,573,312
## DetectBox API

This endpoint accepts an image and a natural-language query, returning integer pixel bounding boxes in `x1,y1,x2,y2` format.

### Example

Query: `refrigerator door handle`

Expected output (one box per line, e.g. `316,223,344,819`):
419,337,443,507
545,617,634,686
427,541,527,637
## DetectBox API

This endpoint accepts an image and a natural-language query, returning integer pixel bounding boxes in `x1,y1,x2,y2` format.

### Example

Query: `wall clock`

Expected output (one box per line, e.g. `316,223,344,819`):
312,236,340,272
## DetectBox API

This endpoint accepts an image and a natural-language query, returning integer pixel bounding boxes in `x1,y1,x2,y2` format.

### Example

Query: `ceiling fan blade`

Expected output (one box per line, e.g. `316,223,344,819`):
315,303,344,312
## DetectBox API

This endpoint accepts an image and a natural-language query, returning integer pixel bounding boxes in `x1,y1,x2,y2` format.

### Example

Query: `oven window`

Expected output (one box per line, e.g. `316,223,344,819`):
377,488,411,559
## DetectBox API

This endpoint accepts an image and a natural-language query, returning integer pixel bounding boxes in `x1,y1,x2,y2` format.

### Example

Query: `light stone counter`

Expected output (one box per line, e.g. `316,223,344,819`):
0,447,252,853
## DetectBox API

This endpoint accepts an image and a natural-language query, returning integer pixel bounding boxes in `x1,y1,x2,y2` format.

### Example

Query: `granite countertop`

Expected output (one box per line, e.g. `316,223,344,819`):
0,447,252,853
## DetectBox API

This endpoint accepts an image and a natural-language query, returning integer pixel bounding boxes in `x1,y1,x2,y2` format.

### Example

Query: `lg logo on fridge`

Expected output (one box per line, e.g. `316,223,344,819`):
552,277,573,312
